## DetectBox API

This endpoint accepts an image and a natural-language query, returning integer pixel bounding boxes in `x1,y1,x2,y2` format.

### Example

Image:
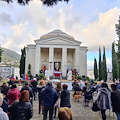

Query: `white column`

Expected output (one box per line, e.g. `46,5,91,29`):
35,46,41,75
75,47,80,73
62,48,67,77
49,47,54,76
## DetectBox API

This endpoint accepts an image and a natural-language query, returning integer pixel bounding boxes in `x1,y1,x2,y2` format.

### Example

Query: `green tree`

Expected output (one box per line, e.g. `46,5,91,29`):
27,64,32,79
1,0,69,6
116,15,120,78
0,47,4,62
102,46,107,82
99,47,102,80
94,58,98,80
112,42,119,81
20,47,26,78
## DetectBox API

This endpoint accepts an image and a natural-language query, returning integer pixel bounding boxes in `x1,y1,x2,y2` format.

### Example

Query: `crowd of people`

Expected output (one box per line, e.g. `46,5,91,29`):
0,78,72,120
72,79,120,120
0,78,120,120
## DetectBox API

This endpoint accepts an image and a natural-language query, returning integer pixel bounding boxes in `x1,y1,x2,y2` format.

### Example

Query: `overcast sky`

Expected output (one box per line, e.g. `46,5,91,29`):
0,0,120,72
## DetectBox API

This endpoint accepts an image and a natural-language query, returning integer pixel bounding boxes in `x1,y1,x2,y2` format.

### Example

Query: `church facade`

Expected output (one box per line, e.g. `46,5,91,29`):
25,30,88,78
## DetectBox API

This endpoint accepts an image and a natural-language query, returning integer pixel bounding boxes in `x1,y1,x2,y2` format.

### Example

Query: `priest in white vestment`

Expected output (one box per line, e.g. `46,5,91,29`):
45,69,50,80
67,69,72,80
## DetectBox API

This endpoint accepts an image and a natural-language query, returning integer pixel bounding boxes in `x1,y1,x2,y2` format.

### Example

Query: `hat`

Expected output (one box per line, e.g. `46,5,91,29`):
25,81,29,85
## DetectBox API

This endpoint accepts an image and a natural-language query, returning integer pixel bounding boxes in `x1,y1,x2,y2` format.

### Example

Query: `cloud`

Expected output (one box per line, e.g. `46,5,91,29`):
80,7,120,51
0,12,13,27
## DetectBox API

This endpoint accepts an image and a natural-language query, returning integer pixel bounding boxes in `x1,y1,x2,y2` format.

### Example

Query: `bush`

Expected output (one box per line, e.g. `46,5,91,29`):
14,80,26,84
77,75,82,80
39,73,45,80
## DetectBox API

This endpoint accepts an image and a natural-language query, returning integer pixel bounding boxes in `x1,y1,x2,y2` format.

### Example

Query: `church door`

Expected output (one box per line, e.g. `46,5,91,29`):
54,62,61,71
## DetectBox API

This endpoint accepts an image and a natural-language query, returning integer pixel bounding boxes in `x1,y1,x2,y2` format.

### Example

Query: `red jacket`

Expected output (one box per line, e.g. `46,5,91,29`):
7,88,20,105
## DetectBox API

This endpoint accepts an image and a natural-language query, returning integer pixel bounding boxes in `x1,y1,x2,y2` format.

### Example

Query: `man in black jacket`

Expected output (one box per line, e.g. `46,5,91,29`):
111,84,120,120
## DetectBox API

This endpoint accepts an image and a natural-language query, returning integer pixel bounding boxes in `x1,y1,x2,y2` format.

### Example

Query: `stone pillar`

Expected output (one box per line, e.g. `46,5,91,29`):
75,47,80,73
62,48,67,77
35,46,41,75
49,47,54,76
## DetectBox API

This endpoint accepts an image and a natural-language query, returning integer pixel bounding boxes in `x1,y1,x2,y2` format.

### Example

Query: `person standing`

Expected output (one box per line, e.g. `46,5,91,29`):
45,69,50,80
7,84,20,105
67,70,72,81
95,83,111,120
0,93,9,120
111,84,120,120
9,90,33,120
40,82,57,120
60,84,71,108
21,81,33,105
54,82,62,118
37,80,45,114
31,78,37,100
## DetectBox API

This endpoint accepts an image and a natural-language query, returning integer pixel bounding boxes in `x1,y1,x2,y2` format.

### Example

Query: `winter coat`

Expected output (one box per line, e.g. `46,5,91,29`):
60,89,71,108
0,107,9,120
40,86,57,107
9,100,33,120
96,87,111,110
111,89,120,113
1,100,8,113
7,88,20,105
31,81,37,92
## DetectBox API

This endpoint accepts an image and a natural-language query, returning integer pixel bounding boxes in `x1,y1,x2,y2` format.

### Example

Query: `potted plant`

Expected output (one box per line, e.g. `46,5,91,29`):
39,73,45,80
77,75,82,82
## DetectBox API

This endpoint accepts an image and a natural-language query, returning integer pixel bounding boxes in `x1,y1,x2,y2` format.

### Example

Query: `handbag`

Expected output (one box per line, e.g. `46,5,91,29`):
92,102,100,112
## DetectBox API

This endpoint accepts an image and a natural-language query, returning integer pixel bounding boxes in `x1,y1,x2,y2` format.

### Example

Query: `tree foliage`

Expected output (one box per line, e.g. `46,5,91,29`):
102,46,107,82
94,58,98,80
27,63,32,78
0,47,4,62
20,47,26,78
1,0,69,6
116,15,120,78
99,47,102,80
112,42,119,81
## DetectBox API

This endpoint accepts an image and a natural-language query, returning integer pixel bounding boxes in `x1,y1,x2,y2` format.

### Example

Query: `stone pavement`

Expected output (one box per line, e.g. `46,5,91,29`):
31,92,116,120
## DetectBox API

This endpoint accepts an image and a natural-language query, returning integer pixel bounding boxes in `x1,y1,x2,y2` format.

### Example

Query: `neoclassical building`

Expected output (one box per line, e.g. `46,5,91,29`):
25,29,88,78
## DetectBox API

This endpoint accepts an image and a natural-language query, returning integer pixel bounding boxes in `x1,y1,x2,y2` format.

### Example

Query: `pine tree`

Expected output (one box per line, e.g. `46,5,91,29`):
102,46,107,82
112,42,119,81
20,47,26,78
99,47,102,80
116,15,120,78
94,58,98,80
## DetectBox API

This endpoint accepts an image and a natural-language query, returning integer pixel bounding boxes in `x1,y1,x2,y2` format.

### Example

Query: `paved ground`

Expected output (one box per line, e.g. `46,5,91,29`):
31,92,116,120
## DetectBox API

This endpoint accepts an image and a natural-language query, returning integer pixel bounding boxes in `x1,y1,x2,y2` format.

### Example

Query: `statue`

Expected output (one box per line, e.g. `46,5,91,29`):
45,69,50,80
67,69,72,80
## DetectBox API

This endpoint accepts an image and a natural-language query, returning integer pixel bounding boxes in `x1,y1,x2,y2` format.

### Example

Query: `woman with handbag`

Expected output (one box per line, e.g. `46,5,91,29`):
95,82,111,120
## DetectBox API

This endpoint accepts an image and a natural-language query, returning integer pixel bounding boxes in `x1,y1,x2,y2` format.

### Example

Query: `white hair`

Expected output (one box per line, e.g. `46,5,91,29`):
0,93,3,104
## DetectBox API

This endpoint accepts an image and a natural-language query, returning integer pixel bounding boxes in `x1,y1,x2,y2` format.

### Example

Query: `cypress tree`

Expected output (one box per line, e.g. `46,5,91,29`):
27,64,32,79
99,47,102,80
112,42,119,81
94,58,98,80
102,46,107,82
20,47,26,78
116,15,120,78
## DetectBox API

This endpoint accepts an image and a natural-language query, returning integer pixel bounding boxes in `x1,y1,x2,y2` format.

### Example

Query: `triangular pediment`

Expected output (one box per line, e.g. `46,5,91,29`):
35,37,81,46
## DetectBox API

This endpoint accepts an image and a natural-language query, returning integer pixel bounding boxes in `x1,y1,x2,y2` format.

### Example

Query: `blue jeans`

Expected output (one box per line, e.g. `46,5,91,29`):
116,112,120,120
